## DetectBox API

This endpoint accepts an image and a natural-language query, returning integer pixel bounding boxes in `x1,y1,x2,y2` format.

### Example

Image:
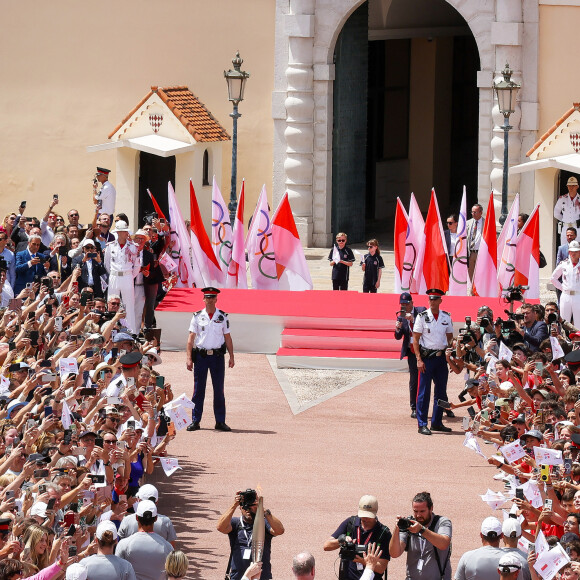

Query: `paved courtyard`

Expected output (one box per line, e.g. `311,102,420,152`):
152,350,499,580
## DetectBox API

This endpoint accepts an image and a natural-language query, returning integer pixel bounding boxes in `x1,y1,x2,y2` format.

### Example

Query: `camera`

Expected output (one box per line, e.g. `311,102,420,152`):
397,517,414,531
337,535,366,560
143,212,158,226
503,285,528,304
480,316,490,328
239,489,257,510
547,312,558,325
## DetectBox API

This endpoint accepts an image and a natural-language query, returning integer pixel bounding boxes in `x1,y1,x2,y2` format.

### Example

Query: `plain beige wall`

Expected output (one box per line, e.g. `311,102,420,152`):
538,5,580,137
0,0,275,230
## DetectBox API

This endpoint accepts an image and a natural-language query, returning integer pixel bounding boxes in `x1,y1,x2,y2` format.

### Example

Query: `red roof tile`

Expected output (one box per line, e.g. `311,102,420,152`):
108,85,230,142
527,102,580,157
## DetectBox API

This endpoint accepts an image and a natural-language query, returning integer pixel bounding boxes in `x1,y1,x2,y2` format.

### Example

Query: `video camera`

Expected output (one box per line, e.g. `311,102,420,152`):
239,489,257,510
503,284,528,304
337,534,366,561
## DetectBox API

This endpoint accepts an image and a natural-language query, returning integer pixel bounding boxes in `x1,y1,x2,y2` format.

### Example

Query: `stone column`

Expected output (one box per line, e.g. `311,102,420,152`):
490,0,523,219
283,0,316,244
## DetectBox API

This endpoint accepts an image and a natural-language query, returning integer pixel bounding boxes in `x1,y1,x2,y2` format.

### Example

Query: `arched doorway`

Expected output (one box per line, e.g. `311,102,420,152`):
331,0,480,243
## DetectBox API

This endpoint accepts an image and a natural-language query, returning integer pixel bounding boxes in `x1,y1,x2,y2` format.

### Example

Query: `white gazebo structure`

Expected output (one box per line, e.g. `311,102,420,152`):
511,102,580,269
88,85,229,229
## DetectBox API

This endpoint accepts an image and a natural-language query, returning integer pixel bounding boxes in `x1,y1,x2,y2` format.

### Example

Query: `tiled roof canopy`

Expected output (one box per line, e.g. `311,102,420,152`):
108,85,230,142
527,102,580,157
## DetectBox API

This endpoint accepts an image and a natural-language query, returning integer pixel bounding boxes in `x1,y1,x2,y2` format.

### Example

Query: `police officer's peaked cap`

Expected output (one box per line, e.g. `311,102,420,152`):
426,288,445,297
120,351,142,368
202,287,220,297
96,167,111,175
564,349,580,364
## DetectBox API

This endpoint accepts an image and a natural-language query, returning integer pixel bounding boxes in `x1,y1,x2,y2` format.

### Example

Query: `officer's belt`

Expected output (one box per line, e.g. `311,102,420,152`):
563,290,578,296
419,346,445,359
195,344,226,357
111,270,129,277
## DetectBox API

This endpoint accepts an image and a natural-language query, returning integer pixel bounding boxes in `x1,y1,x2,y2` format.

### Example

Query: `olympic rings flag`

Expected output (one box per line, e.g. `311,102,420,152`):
514,205,541,299
246,185,278,289
497,193,520,292
227,180,248,288
211,177,233,281
401,193,425,294
448,186,468,296
167,181,195,288
393,197,408,293
472,192,499,297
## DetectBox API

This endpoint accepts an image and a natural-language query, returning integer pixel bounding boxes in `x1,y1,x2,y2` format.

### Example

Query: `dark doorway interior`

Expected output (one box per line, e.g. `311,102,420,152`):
138,152,175,227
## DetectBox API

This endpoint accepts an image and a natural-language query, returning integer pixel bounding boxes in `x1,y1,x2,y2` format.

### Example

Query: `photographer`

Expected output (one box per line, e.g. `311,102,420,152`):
389,491,452,580
217,489,284,580
394,292,426,419
514,304,548,354
323,495,391,580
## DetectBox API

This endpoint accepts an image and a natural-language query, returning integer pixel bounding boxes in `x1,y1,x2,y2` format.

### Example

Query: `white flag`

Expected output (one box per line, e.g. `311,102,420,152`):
534,447,563,466
499,440,527,463
61,400,72,430
160,457,182,477
550,337,565,361
498,342,513,362
463,432,487,459
534,543,570,580
448,186,468,295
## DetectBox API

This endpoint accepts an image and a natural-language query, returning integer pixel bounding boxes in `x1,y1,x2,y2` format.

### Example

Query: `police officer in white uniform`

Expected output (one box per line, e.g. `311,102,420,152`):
186,287,234,432
94,167,117,217
554,176,580,245
550,240,580,325
104,220,138,332
412,289,454,436
132,229,149,334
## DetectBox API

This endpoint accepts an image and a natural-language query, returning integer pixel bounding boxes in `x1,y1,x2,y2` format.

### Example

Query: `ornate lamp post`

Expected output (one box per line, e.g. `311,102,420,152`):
224,52,250,223
493,63,521,224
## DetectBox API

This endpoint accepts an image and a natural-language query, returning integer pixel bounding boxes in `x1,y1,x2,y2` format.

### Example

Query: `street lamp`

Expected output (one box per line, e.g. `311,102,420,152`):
224,51,250,223
493,63,521,224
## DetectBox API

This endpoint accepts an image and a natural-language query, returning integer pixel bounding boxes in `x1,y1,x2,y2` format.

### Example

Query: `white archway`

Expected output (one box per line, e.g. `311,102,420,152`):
272,0,539,246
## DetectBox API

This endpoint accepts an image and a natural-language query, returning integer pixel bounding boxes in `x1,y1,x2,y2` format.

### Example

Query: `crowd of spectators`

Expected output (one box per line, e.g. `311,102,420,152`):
0,199,185,579
446,293,580,580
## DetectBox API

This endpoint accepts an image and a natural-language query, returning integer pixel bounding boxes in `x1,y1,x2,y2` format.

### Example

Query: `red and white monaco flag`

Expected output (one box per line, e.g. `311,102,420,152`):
272,193,313,291
226,180,247,288
421,189,449,294
393,197,408,293
189,180,224,287
472,192,499,297
514,205,540,299
402,193,425,294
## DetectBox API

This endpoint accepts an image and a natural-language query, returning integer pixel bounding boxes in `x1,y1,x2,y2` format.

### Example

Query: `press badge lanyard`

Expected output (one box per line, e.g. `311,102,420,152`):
241,523,253,560
355,526,373,570
417,532,428,571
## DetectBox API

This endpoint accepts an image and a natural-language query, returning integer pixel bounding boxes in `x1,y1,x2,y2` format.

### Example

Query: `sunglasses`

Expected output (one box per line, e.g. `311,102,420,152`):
446,221,455,225
336,239,346,242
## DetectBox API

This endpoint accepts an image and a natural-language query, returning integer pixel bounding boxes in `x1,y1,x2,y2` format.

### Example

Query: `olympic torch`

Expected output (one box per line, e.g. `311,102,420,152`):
251,496,265,562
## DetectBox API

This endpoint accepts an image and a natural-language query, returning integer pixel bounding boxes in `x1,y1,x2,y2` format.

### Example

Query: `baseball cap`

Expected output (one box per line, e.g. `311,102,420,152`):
520,429,543,442
399,292,412,304
497,553,521,571
136,499,158,519
80,238,96,249
502,518,522,538
113,332,133,344
66,563,88,580
30,502,48,519
96,520,118,540
481,516,503,537
137,484,159,502
358,495,378,519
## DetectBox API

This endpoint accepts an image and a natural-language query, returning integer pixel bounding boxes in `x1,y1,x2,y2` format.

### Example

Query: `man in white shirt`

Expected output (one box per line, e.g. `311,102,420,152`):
550,240,580,325
94,167,117,217
466,204,484,281
554,176,580,245
40,196,59,246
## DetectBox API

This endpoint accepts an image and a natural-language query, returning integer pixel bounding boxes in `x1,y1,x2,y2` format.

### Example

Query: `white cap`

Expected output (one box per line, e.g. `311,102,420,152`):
569,240,580,252
66,563,88,580
137,484,159,502
481,516,503,537
502,518,522,538
96,520,118,540
114,220,130,232
498,553,522,570
30,501,48,518
136,499,157,518
80,238,97,248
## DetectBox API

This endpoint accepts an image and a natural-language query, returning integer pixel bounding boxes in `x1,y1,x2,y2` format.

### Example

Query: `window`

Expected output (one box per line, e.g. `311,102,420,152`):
202,149,210,186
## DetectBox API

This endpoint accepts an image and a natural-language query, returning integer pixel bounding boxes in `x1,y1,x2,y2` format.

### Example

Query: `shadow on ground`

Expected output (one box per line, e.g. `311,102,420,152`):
151,456,223,580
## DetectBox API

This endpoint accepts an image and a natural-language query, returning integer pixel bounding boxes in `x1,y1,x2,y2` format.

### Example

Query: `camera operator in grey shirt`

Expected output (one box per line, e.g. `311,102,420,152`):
389,492,452,580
